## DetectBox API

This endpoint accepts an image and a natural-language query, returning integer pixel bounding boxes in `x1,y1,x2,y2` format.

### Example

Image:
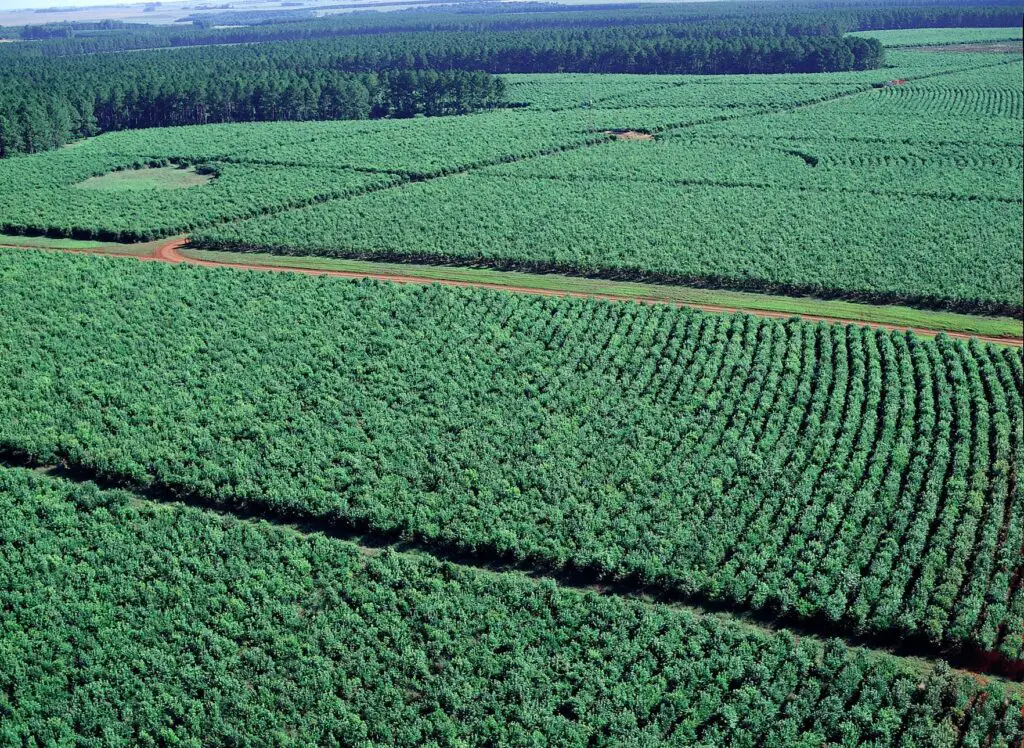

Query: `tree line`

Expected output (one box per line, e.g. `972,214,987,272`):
4,1,1021,55
0,61,505,157
4,0,1019,158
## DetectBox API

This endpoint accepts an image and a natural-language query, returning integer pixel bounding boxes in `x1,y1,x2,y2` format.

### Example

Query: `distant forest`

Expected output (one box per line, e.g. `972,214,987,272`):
5,1,1021,54
0,0,1019,158
0,65,505,158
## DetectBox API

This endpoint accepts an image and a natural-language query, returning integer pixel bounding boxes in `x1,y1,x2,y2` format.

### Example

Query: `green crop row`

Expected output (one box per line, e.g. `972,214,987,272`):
485,135,1023,200
194,170,1023,313
1,250,1020,659
4,466,1021,746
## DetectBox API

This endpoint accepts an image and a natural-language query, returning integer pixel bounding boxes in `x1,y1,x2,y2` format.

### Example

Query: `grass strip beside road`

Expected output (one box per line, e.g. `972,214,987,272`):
0,233,108,250
183,248,1024,341
0,233,162,255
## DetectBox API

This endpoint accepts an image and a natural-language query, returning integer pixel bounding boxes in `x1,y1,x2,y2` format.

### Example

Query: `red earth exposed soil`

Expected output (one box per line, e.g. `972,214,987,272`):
604,129,655,141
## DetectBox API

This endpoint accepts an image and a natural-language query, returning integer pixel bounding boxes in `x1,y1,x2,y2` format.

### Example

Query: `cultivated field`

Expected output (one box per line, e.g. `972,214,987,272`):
4,465,1021,745
2,250,1022,661
1,11,1022,743
1,49,1019,314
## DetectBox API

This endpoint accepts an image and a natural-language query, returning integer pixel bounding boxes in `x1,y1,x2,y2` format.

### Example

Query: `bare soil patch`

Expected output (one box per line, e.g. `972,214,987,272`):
604,130,655,141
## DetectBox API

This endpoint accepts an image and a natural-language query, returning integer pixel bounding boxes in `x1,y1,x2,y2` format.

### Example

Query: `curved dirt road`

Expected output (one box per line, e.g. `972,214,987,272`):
153,239,1023,347
15,237,1024,347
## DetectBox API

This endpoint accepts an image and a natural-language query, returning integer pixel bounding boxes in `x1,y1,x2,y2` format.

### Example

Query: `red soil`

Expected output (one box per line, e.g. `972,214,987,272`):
152,239,1024,348
9,237,1024,348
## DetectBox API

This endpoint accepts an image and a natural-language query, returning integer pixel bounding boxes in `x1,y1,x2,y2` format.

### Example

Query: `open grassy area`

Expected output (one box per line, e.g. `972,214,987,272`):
183,248,1024,340
0,233,108,250
74,165,214,191
0,234,165,256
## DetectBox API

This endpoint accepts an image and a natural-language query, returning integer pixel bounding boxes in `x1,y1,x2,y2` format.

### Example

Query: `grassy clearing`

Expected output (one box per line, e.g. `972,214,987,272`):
0,234,165,256
74,165,214,191
0,233,108,250
183,248,1023,340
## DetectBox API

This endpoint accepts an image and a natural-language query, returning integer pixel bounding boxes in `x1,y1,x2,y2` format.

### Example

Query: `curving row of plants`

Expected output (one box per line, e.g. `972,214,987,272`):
0,250,1020,661
4,466,1021,745
484,135,1024,202
193,171,1024,315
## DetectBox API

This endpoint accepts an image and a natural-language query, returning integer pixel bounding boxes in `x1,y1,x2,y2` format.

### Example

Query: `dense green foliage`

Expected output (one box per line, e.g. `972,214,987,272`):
193,63,1022,312
193,54,1023,313
0,107,616,240
1,251,1021,660
0,51,505,157
3,466,1021,745
33,0,1019,158
0,10,886,159
199,169,1021,310
1,48,1019,307
0,71,869,241
10,0,1024,161
484,135,1023,201
7,1,1021,55
0,148,401,241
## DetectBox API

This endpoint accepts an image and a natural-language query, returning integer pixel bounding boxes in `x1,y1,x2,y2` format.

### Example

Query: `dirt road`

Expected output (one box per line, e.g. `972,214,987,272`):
11,237,1024,347
153,239,1023,347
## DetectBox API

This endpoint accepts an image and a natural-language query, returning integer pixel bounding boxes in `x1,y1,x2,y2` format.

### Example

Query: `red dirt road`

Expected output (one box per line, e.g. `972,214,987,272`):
14,237,1024,347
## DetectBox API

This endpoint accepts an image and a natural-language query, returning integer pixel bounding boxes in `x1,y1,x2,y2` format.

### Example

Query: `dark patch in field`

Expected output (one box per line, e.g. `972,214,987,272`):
908,42,1023,54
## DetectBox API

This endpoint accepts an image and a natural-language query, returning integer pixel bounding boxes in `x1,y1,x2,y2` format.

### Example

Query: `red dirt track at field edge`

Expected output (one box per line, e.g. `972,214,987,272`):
19,238,1024,348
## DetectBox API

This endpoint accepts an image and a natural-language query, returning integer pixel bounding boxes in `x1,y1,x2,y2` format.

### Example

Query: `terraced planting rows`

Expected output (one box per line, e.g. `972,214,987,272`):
3,466,1020,745
1,250,1021,663
482,136,1023,201
856,85,1022,118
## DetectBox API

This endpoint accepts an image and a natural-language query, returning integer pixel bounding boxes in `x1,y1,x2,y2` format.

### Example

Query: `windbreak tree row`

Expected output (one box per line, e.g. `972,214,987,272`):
0,250,1020,661
3,466,1021,745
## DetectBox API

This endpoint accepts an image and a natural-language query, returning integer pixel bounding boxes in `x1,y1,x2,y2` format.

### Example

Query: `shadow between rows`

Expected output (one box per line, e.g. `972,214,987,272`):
1,448,1020,683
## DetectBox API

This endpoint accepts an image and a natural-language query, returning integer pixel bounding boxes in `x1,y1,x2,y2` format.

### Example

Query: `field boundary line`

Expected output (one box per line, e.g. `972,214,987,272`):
1,454,1021,683
6,242,1021,346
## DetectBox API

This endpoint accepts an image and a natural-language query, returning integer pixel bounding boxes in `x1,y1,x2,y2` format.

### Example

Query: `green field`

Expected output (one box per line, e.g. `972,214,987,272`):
0,49,1020,315
1,9,1023,743
4,466,1020,745
850,27,1024,47
2,249,1022,660
193,53,1024,315
74,164,215,191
